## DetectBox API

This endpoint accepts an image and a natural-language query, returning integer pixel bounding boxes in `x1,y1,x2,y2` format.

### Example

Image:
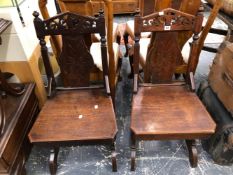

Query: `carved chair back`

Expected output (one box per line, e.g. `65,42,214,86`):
57,0,116,97
33,11,110,96
133,7,203,91
138,0,202,53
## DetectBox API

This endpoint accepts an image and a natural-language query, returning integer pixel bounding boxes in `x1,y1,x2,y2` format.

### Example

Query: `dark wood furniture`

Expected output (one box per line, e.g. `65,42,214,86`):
28,11,118,174
0,83,39,174
130,7,216,171
92,0,139,14
0,19,39,175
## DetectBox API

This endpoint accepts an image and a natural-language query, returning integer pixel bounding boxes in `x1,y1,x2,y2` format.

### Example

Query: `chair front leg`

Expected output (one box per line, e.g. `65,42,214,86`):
130,132,136,171
111,140,117,172
49,147,59,175
186,140,198,167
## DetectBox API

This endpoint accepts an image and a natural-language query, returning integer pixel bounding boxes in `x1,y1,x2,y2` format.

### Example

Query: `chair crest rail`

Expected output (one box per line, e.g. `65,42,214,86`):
137,8,199,33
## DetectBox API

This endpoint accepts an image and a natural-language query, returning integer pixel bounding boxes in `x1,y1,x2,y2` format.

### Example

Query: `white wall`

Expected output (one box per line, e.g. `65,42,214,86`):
0,0,57,62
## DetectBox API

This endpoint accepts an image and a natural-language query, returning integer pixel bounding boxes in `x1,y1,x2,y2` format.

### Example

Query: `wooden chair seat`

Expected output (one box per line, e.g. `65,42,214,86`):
29,89,117,144
131,86,216,139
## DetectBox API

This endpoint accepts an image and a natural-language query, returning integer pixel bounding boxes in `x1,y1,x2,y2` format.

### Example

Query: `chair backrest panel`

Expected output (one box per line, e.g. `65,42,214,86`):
33,11,109,90
134,7,203,84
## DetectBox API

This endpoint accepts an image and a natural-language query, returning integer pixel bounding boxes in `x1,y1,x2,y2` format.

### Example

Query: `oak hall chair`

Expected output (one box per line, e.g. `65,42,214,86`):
28,11,118,174
130,8,216,171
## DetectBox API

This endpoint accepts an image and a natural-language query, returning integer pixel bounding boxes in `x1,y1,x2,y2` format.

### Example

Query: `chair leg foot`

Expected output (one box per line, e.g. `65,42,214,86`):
49,147,59,175
186,140,198,168
111,141,117,172
130,133,136,171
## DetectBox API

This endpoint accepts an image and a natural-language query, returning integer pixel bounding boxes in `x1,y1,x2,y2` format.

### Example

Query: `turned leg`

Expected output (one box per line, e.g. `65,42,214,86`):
186,140,198,168
49,147,59,175
111,141,117,172
130,132,136,171
124,33,129,57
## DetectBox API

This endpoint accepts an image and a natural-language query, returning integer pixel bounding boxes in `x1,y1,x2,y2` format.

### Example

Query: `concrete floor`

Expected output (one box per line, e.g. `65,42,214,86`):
25,15,233,175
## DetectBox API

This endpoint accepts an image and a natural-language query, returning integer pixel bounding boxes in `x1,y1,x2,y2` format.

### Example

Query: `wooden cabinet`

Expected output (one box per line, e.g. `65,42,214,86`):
92,0,139,14
0,83,39,174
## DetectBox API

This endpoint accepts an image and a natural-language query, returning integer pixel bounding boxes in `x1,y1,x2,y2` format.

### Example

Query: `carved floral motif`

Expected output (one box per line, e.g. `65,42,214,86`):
142,8,195,31
43,13,99,34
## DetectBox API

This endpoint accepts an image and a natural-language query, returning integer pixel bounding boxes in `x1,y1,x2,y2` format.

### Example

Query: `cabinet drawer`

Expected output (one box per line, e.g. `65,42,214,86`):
113,1,138,14
92,0,138,14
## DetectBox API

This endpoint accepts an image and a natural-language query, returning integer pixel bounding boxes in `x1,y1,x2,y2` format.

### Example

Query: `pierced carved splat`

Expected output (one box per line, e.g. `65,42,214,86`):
43,13,99,35
60,35,94,87
141,8,195,32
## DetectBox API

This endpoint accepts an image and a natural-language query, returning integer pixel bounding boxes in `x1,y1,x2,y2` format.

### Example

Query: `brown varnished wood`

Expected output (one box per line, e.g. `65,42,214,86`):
57,0,93,16
139,0,155,16
131,86,216,139
60,35,94,87
29,89,117,143
139,8,197,32
131,5,216,169
0,83,39,174
144,32,183,83
91,0,139,15
30,11,117,173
